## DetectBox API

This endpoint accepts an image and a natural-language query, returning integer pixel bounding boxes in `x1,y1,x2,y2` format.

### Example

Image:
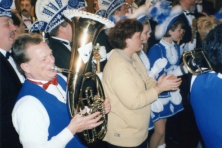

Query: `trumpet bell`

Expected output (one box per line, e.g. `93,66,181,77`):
182,48,213,75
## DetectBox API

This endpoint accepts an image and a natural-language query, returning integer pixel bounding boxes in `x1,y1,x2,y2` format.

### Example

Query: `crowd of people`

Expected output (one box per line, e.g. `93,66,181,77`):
1,0,222,148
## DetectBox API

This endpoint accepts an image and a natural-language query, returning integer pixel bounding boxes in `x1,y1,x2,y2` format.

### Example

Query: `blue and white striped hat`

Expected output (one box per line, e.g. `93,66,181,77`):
0,0,12,18
95,0,112,17
30,0,86,33
106,0,125,17
68,0,86,10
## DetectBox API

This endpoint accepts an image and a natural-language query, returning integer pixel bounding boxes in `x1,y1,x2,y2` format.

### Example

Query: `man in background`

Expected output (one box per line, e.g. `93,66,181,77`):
20,0,36,30
0,0,24,147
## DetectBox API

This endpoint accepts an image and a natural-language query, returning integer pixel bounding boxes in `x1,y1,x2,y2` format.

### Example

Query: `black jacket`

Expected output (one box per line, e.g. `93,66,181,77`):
47,37,71,70
0,52,22,148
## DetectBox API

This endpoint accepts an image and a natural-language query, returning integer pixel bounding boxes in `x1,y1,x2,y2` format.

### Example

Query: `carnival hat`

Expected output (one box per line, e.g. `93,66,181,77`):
0,0,13,17
68,0,86,10
30,0,88,33
149,0,182,39
95,0,112,17
106,0,125,18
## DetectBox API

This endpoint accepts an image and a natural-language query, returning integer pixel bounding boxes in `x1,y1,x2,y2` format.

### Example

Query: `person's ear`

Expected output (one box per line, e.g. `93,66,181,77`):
57,25,65,35
21,63,30,74
169,29,173,36
125,38,131,47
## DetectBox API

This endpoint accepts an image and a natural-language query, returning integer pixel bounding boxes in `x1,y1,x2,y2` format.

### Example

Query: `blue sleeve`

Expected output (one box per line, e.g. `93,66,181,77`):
147,44,163,68
147,44,166,80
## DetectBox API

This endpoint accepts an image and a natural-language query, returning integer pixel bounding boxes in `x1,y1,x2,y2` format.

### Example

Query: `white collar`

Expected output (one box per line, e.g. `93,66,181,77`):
21,14,31,19
160,39,175,47
0,48,11,57
27,78,48,84
51,36,70,44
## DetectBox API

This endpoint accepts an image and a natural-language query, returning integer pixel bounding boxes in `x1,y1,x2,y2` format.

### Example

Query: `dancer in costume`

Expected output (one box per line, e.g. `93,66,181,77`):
147,1,187,148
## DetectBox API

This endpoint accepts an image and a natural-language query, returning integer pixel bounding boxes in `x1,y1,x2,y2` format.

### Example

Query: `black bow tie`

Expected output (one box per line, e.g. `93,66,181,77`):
6,51,14,59
186,12,195,16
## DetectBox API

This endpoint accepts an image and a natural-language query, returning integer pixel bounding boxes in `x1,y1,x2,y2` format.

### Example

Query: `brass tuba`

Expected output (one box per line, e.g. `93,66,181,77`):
182,48,213,75
58,10,114,144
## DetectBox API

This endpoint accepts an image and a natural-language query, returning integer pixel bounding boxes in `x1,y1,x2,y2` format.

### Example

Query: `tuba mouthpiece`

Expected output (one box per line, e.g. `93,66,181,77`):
51,66,73,74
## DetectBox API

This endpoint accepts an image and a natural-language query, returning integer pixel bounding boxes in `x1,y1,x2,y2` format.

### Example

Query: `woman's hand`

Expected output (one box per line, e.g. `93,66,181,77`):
154,74,182,94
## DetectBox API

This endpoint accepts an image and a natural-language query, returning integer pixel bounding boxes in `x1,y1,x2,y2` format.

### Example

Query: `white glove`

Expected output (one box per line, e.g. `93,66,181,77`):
167,65,188,76
151,99,164,113
184,38,196,51
150,58,168,78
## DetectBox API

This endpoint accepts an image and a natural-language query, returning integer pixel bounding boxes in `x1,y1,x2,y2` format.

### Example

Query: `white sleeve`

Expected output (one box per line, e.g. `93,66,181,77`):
190,75,197,92
12,96,73,148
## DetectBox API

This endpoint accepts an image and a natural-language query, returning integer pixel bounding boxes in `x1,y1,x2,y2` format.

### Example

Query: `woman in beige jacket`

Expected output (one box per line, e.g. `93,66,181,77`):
102,19,182,148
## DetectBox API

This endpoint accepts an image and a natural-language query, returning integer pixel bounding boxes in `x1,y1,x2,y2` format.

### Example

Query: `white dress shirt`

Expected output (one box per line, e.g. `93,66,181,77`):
196,0,203,13
21,15,33,30
12,74,75,148
183,10,195,26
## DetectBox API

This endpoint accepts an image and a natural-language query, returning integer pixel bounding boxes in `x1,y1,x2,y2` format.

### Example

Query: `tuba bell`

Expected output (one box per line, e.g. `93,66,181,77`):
182,48,213,75
58,9,114,144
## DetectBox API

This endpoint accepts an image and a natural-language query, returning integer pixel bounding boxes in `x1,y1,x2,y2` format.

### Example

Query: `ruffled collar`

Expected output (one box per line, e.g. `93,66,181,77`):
160,39,178,65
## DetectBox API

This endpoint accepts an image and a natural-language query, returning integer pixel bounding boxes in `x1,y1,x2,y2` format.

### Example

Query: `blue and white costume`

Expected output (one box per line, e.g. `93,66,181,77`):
147,39,184,125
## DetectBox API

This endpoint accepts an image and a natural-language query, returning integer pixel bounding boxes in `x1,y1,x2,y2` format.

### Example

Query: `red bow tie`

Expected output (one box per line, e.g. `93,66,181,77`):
28,77,58,90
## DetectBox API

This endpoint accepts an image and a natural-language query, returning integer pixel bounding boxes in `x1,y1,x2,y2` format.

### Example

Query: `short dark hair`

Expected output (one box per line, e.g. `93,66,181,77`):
108,19,143,49
203,23,222,73
164,18,184,37
11,10,22,27
20,0,36,6
49,20,68,37
20,0,31,4
12,33,43,75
